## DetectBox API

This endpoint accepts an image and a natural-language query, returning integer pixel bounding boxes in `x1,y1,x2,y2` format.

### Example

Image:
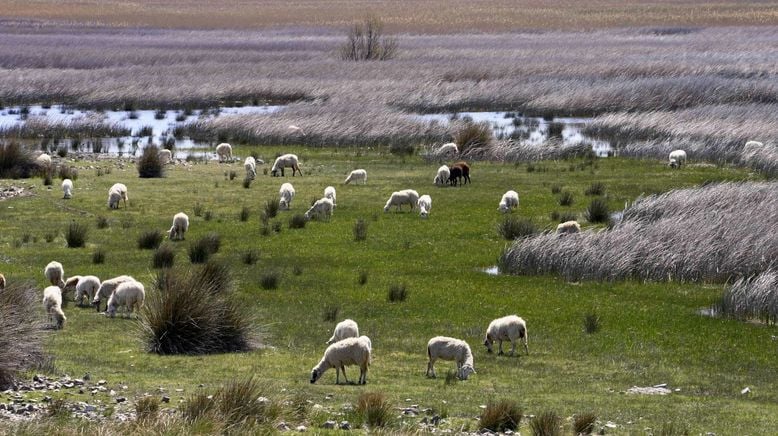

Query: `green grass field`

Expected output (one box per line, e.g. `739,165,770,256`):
1,149,775,434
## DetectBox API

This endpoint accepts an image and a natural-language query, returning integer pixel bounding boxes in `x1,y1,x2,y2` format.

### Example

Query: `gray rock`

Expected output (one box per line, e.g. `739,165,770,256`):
322,420,336,429
276,422,290,431
339,421,351,430
295,425,307,432
161,396,170,403
97,380,106,386
116,397,126,403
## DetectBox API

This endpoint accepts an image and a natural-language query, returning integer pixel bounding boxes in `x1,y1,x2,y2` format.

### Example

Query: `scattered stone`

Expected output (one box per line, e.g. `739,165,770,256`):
161,396,170,403
109,390,117,397
322,420,336,429
605,421,618,428
741,387,751,395
339,421,351,430
79,389,84,394
653,383,667,388
325,394,333,400
295,425,307,432
116,397,126,403
626,386,671,395
277,422,290,431
175,388,184,393
97,380,106,386
431,415,442,426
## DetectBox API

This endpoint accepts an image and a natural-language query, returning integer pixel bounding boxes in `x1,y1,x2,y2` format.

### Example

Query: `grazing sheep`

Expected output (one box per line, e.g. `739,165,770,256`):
244,156,256,180
344,169,367,184
669,149,687,168
434,165,450,186
483,315,529,356
36,153,52,168
279,183,296,210
358,335,372,353
418,194,432,218
426,336,475,380
62,179,73,199
437,142,459,157
158,149,172,165
556,220,581,234
310,336,372,385
305,197,334,221
43,286,66,329
383,189,420,212
106,280,145,318
449,161,471,186
326,319,359,345
92,275,135,312
288,125,306,136
271,153,302,177
107,183,128,209
216,143,233,162
168,212,190,241
324,186,337,207
498,190,519,213
0,273,5,290
63,275,101,307
745,140,764,149
44,261,66,288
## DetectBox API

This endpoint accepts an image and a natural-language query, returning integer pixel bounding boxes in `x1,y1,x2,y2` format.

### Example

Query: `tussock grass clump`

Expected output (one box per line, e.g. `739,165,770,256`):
390,143,415,157
197,260,233,294
228,170,237,181
356,392,393,428
135,396,160,422
241,249,259,265
388,283,408,302
0,142,41,178
585,182,606,196
181,378,279,427
42,169,53,186
138,230,164,249
358,271,368,285
46,397,69,418
57,165,78,181
242,177,251,188
141,268,257,355
550,184,561,194
64,221,87,248
573,412,597,435
340,17,398,61
353,219,368,241
137,145,165,178
323,306,339,322
0,282,47,389
454,121,493,155
717,269,778,324
188,233,220,264
203,210,213,221
152,244,175,269
547,121,564,139
263,199,279,219
92,248,106,264
558,191,574,206
95,216,109,229
479,399,522,432
583,312,601,334
239,206,250,221
502,182,777,283
193,202,203,217
260,272,280,290
530,411,562,436
288,214,306,229
585,198,610,223
497,216,537,240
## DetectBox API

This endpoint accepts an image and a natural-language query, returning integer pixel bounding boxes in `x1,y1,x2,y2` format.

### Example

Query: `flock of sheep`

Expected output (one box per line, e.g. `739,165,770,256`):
6,141,694,384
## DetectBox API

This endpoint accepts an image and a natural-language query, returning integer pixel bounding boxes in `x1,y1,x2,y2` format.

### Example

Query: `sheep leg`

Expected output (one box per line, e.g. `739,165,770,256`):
523,335,529,355
427,360,436,378
510,341,516,356
498,341,504,355
359,364,367,385
340,365,350,384
335,367,340,384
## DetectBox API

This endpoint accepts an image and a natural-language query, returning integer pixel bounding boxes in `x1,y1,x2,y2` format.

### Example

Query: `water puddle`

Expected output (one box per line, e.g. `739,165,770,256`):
415,111,612,157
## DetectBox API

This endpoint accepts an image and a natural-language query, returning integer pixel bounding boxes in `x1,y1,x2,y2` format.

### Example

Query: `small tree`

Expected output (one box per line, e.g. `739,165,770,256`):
340,17,398,61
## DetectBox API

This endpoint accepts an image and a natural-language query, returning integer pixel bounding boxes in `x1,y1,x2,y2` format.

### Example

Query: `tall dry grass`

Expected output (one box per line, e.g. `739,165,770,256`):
0,282,48,389
717,269,778,324
500,182,778,283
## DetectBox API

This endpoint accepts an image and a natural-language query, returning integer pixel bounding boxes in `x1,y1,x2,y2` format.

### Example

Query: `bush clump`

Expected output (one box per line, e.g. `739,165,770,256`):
339,17,398,61
141,268,257,355
137,144,164,178
454,121,493,154
0,282,47,389
479,399,523,433
188,233,221,264
0,142,37,178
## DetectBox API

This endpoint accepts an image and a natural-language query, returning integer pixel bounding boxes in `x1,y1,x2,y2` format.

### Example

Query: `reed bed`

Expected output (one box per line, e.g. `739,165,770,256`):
717,269,778,324
0,116,131,139
500,182,778,283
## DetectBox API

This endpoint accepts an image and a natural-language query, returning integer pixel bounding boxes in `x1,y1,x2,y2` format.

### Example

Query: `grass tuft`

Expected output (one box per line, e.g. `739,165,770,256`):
137,144,165,178
241,249,259,265
288,214,307,229
529,411,562,436
135,396,160,423
260,272,280,290
188,233,220,264
497,216,537,240
358,270,368,285
152,244,175,269
573,412,597,435
92,247,106,264
454,121,492,154
95,216,109,229
353,219,368,241
264,199,279,219
0,142,37,178
585,182,606,196
585,198,610,223
355,392,393,428
388,283,408,302
0,282,47,389
65,221,87,248
138,230,164,250
340,17,398,61
239,206,250,222
558,191,574,206
322,306,339,322
583,312,601,334
479,399,522,432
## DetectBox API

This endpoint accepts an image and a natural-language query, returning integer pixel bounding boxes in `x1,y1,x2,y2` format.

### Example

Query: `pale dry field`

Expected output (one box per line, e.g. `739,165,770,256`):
3,0,778,31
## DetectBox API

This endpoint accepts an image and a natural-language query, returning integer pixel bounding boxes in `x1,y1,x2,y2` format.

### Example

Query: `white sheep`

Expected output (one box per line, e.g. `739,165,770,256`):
669,149,687,168
0,273,5,290
62,275,101,306
36,153,52,168
418,194,432,218
305,197,334,221
744,140,764,149
326,319,359,345
344,169,367,185
279,182,296,210
168,212,190,241
158,149,172,165
288,125,306,136
92,275,135,312
498,190,519,213
383,189,419,212
244,156,256,180
434,165,450,186
107,183,128,209
436,142,459,157
44,261,66,288
426,336,475,380
483,315,529,356
43,286,66,329
310,336,372,385
216,143,233,162
62,179,73,199
324,186,337,207
271,153,302,177
106,280,145,318
556,220,581,234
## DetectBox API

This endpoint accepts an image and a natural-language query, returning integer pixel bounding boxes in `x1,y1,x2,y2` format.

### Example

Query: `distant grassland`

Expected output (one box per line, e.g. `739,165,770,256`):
4,0,778,31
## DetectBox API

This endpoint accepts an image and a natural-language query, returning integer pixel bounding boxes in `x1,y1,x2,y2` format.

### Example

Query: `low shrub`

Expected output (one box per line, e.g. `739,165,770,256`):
497,216,537,240
0,142,37,178
65,221,87,248
138,230,164,250
0,282,47,389
529,411,562,436
573,412,597,435
153,245,175,269
137,145,164,178
585,198,610,223
479,399,522,432
356,392,393,428
454,121,493,154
